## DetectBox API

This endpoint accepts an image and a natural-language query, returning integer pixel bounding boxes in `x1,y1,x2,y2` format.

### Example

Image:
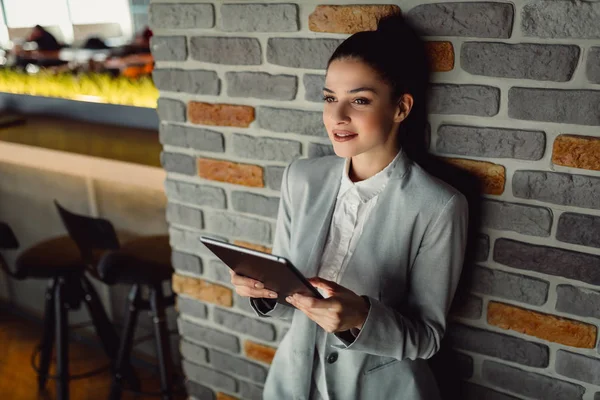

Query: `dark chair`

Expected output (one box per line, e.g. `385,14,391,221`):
0,221,133,400
54,201,177,400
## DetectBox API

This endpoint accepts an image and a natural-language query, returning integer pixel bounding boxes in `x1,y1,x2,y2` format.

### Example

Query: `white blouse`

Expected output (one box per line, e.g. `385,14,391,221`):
312,151,402,400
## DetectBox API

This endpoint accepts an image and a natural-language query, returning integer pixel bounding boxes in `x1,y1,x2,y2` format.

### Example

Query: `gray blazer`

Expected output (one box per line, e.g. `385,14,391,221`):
251,152,468,400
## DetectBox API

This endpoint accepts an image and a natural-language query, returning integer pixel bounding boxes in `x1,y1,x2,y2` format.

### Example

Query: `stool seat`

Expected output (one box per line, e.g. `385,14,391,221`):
15,236,86,279
97,235,173,285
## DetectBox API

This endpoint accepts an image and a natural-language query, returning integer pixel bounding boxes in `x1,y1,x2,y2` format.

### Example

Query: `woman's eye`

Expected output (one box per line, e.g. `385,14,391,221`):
353,98,370,105
322,95,335,103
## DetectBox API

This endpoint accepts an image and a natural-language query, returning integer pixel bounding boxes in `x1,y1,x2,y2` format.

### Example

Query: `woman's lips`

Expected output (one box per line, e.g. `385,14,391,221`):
333,130,358,142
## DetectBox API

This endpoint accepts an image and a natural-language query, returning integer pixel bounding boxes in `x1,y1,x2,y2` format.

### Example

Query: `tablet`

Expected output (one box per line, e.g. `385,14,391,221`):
199,236,324,305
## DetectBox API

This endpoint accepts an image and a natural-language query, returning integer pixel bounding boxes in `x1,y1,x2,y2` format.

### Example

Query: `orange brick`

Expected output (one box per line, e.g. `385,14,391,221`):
443,158,506,195
426,41,454,72
552,134,600,171
234,241,272,254
188,102,255,127
216,393,238,400
309,5,400,34
198,158,264,188
245,340,277,364
488,302,597,349
172,274,233,307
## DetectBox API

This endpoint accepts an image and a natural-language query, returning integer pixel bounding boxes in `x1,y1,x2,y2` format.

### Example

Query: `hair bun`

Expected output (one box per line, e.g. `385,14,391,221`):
376,13,406,33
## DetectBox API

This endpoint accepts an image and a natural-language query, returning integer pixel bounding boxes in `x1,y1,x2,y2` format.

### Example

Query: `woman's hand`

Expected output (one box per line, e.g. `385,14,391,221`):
229,270,278,299
286,277,369,333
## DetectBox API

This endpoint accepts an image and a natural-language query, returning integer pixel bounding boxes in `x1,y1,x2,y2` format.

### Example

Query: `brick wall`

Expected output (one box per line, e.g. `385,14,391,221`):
149,1,600,399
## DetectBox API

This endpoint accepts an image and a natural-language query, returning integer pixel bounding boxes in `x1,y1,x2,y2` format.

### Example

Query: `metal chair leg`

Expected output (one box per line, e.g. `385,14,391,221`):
38,278,57,391
109,284,141,400
80,275,140,391
55,278,69,400
150,285,174,400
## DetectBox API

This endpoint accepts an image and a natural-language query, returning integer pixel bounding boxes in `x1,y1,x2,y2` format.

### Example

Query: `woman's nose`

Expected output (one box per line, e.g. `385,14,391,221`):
329,103,350,124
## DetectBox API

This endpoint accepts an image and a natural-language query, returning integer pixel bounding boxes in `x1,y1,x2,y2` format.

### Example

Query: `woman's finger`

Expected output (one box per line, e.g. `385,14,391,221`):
235,284,277,299
230,271,265,289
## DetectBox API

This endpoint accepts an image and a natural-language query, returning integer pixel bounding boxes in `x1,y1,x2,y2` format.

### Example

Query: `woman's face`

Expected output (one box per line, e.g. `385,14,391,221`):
323,58,403,160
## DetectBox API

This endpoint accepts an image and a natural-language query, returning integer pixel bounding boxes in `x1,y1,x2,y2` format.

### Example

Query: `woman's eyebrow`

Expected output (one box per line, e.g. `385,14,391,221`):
322,87,378,94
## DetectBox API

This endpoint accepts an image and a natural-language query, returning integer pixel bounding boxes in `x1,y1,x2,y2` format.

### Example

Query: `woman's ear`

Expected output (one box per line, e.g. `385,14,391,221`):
394,94,414,123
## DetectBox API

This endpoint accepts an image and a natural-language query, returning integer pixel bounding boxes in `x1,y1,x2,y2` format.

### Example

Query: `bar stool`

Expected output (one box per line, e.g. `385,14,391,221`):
0,221,137,400
54,201,177,400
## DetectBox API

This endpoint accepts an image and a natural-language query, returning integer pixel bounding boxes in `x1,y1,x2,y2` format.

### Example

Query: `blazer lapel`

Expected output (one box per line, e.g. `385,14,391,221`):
300,160,344,279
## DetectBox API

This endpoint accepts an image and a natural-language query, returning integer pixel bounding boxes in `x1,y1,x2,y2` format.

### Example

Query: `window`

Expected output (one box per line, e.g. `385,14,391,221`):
3,0,71,28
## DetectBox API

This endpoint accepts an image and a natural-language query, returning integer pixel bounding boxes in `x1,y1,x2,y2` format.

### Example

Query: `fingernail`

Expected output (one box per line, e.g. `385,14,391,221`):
286,296,293,302
254,282,264,289
269,292,277,298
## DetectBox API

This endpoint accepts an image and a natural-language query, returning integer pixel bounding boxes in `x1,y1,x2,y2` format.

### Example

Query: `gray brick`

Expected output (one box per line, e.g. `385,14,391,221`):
509,88,600,126
180,339,208,364
462,383,521,400
267,38,343,69
588,48,600,84
153,69,220,96
184,361,238,393
304,74,325,102
461,43,579,82
470,265,549,306
436,125,545,160
557,212,600,249
556,285,600,320
233,134,301,162
157,98,186,122
213,308,276,341
558,350,600,385
150,36,187,62
185,380,216,400
226,72,297,101
170,228,201,253
220,4,299,32
160,152,196,175
522,0,600,39
513,171,600,210
239,380,263,400
475,234,490,262
265,166,285,191
179,319,240,352
166,203,203,229
450,294,482,319
494,238,600,286
258,107,327,137
190,37,261,65
172,250,203,275
308,143,335,158
209,349,268,383
177,295,208,320
408,2,514,38
448,324,549,367
159,124,224,152
206,259,231,284
429,85,500,117
482,200,552,237
205,212,271,243
150,3,214,29
483,360,585,400
231,191,280,219
165,180,226,210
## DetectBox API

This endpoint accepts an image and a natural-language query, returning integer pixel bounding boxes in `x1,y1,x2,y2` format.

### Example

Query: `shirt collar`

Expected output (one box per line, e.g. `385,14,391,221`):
338,150,403,203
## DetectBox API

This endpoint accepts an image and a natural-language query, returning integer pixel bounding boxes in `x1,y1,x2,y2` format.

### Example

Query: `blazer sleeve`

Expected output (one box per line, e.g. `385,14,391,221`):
333,193,468,360
249,162,295,322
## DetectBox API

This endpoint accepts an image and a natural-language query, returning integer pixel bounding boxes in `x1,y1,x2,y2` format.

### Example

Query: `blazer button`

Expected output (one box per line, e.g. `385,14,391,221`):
327,352,338,364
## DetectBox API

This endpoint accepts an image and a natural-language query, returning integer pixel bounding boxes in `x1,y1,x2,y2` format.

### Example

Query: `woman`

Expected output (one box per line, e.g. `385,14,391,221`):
231,13,468,400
